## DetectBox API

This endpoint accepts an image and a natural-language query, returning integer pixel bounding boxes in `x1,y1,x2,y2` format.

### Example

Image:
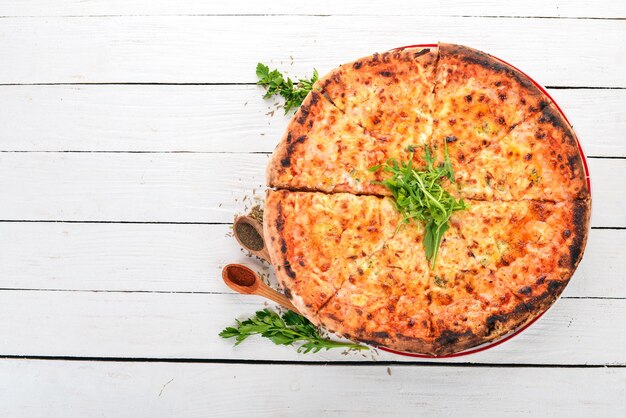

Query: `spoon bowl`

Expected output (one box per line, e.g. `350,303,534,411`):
222,264,299,314
233,215,271,262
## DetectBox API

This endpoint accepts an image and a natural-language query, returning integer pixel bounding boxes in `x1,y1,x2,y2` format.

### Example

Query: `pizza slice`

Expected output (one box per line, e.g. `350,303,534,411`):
429,214,530,355
429,198,589,354
490,200,590,316
453,102,590,201
430,43,550,166
264,190,401,323
267,90,419,196
450,200,589,273
429,269,530,356
316,221,434,353
316,46,438,158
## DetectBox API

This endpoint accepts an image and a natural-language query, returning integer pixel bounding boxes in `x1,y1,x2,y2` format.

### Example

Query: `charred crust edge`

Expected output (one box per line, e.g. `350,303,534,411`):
280,134,306,169
537,104,589,197
523,280,565,315
538,103,569,130
433,330,478,355
275,202,285,232
277,92,322,169
284,261,297,279
569,200,591,270
485,302,528,337
413,48,431,58
442,43,547,108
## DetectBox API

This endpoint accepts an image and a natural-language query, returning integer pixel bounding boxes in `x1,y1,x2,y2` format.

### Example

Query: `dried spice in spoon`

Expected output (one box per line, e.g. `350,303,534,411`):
235,221,264,251
233,205,270,261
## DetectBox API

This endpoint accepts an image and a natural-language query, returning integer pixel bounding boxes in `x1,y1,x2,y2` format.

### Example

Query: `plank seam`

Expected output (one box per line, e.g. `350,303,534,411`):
0,355,623,367
0,15,623,20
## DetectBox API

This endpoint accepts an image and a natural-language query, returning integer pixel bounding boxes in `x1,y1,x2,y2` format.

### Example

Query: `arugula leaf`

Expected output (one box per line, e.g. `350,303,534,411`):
373,143,468,268
219,308,369,353
256,63,319,113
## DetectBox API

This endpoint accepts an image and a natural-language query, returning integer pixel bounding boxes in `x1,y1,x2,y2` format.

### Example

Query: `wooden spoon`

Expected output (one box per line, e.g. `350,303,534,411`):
232,215,271,262
222,263,299,314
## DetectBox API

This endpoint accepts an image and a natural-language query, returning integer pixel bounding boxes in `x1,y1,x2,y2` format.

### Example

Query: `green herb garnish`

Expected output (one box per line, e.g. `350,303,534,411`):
256,63,319,114
374,144,468,268
219,308,369,354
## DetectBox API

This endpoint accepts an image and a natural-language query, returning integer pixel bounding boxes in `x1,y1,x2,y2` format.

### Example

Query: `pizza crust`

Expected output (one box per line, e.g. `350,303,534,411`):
263,190,322,323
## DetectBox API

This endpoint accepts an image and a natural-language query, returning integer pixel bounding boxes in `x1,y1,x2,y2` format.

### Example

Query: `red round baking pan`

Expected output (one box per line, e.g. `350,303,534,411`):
376,43,592,358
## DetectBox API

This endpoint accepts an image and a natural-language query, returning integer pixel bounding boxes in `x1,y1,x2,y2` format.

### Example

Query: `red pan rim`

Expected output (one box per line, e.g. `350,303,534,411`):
375,43,592,358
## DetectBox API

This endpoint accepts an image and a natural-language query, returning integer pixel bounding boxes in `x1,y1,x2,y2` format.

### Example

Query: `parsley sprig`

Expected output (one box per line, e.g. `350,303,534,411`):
256,63,319,114
219,308,368,354
371,144,468,268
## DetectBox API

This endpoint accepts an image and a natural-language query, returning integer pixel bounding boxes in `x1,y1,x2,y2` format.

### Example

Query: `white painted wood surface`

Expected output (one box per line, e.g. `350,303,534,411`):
0,291,625,365
1,1,624,416
0,360,624,418
0,86,624,156
0,16,624,86
2,0,625,18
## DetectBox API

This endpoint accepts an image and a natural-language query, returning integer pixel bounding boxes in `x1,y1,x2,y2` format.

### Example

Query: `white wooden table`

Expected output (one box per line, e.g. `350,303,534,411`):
1,1,625,416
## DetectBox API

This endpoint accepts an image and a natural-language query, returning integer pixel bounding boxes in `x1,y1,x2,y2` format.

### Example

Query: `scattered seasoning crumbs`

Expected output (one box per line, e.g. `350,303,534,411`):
249,205,264,225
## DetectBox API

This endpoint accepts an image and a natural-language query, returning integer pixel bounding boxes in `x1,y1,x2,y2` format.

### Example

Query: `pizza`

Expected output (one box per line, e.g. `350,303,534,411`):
263,43,591,355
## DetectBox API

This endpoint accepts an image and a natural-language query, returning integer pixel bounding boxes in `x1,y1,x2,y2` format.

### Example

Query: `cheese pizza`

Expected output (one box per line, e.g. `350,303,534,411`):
264,43,590,355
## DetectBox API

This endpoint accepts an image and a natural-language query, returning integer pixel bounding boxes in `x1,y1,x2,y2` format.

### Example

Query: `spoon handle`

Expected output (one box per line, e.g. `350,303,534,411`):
255,283,300,314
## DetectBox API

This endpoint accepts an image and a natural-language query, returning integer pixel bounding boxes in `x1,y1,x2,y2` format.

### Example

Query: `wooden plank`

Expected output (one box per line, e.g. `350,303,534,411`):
0,153,268,223
0,360,624,417
0,291,623,365
0,85,623,157
548,88,626,158
0,223,622,298
0,153,620,225
1,0,624,18
0,85,288,153
0,16,624,86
